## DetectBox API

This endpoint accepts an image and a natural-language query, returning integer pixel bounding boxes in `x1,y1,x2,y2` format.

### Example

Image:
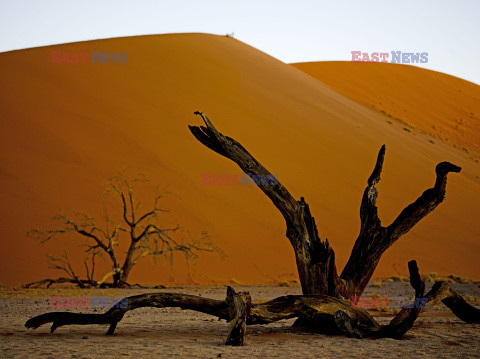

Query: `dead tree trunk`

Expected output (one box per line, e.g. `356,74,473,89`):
24,111,477,342
188,112,461,299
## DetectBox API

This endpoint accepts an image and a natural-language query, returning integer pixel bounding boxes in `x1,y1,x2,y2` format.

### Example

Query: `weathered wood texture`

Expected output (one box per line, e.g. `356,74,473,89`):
25,261,480,340
225,287,251,346
24,112,474,342
189,112,461,298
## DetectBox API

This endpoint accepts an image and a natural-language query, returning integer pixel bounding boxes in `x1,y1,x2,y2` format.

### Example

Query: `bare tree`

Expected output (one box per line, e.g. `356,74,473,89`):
25,172,222,288
25,113,479,343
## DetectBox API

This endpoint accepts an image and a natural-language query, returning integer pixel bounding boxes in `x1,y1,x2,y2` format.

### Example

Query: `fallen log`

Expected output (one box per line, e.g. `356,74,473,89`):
25,260,480,343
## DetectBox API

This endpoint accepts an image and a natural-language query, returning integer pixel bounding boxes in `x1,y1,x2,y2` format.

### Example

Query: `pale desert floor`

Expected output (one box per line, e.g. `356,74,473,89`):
0,283,479,358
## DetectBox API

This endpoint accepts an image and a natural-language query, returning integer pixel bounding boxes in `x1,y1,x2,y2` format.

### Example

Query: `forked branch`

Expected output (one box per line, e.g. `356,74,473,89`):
190,112,461,299
341,148,462,296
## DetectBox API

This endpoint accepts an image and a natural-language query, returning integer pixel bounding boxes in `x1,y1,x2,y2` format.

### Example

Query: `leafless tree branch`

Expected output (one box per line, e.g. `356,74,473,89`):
26,171,223,288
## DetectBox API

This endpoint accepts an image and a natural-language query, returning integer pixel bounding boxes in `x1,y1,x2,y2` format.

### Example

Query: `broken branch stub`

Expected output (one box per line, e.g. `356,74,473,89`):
225,286,251,346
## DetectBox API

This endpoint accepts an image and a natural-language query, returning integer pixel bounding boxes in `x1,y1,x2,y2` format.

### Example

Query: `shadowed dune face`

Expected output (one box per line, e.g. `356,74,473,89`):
291,61,480,155
0,34,479,287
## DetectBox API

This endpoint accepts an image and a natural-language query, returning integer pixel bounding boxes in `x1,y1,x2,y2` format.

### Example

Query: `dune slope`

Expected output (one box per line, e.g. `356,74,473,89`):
0,34,479,286
291,61,480,155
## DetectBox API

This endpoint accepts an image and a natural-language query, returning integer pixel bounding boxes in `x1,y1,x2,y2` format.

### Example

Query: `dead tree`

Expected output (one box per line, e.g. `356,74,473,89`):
25,172,221,288
25,112,479,342
189,112,462,299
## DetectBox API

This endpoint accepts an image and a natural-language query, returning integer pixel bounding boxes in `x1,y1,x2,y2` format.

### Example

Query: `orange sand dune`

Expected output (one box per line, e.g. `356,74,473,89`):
291,61,480,155
0,34,479,287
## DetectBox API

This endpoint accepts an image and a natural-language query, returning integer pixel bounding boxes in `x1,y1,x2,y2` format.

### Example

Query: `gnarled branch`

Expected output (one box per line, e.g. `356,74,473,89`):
25,261,480,341
189,112,339,296
190,112,461,299
341,148,462,297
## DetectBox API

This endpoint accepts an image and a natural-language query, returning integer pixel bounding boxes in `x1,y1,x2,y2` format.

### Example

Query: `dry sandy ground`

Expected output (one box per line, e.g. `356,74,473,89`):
0,283,479,358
